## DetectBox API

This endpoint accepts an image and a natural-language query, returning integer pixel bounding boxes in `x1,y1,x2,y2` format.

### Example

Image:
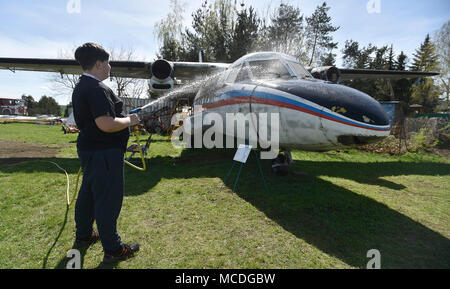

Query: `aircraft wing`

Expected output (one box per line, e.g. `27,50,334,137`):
0,57,230,81
171,61,230,81
339,68,439,80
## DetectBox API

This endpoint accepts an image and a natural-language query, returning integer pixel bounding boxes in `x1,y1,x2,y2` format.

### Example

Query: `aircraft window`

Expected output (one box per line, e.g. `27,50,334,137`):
248,59,291,80
287,61,312,78
226,65,241,83
235,65,251,83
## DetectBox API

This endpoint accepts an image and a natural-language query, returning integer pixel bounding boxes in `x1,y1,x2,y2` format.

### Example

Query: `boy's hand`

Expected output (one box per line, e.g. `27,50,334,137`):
129,114,140,126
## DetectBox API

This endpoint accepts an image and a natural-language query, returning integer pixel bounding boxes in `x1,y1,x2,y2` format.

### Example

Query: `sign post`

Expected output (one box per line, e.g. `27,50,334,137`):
222,144,268,193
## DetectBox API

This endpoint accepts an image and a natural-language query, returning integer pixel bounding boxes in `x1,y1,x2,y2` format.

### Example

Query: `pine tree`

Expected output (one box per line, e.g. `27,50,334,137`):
371,45,388,69
410,34,439,72
265,3,304,58
229,6,260,61
211,0,236,62
181,0,236,62
387,45,396,70
305,2,339,66
392,51,412,111
342,40,360,68
320,51,336,66
396,51,408,71
410,34,440,112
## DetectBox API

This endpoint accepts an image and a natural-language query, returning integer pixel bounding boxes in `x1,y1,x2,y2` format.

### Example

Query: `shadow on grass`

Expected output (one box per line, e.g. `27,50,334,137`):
1,148,449,268
42,205,70,269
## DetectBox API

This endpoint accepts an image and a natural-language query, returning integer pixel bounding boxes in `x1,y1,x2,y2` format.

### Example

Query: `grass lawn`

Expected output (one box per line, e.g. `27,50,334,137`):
0,122,449,269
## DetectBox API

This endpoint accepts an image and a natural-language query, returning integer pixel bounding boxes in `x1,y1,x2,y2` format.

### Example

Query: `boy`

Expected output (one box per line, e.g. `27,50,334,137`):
72,42,140,264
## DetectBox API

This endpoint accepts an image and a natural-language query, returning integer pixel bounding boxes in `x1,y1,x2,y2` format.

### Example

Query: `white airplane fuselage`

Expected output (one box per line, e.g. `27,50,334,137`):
186,53,390,152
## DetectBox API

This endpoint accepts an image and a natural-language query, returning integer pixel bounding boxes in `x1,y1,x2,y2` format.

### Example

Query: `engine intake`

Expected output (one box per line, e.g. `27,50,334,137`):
309,66,341,83
150,59,174,91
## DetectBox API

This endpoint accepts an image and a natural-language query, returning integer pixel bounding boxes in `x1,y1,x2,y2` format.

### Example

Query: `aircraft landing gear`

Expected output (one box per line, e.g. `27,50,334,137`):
271,150,293,176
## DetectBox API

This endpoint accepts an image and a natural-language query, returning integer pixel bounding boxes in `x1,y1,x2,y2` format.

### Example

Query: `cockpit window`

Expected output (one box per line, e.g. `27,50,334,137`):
226,64,241,83
235,64,251,83
287,61,312,78
248,59,292,80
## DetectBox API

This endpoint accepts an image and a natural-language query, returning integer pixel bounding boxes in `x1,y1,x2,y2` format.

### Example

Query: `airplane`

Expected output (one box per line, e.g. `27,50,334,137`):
0,52,439,174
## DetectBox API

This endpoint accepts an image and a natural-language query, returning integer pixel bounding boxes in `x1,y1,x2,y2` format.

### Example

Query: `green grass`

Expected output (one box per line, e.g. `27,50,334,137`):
0,123,449,269
0,122,78,144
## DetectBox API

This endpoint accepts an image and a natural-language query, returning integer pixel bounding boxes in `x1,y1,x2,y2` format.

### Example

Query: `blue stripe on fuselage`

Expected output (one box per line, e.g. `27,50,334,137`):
206,89,390,130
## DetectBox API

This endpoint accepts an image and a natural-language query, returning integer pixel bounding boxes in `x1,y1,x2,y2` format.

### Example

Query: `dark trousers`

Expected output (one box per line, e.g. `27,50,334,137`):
75,148,125,255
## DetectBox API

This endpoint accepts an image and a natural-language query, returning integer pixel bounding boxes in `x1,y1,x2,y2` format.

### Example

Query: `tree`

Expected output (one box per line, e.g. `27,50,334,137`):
22,94,38,115
433,21,450,110
265,3,306,61
47,48,80,97
154,0,186,61
320,51,336,66
342,40,376,69
212,0,236,62
341,41,393,99
108,46,147,105
396,51,408,71
305,2,339,66
229,6,260,61
387,45,396,70
410,34,439,72
37,95,61,116
410,34,441,112
356,44,377,69
370,45,393,100
180,0,237,62
342,39,360,68
48,45,148,112
392,51,413,112
371,45,388,69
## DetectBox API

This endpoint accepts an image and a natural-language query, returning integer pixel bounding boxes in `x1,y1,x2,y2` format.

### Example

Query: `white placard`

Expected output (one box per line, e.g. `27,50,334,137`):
233,144,252,163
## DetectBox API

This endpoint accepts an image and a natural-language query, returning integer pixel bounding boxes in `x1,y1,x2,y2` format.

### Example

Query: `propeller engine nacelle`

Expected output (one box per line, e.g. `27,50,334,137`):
150,59,174,91
308,66,341,83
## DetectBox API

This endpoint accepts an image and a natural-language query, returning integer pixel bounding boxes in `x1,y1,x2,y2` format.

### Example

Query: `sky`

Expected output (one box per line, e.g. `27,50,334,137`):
0,0,448,105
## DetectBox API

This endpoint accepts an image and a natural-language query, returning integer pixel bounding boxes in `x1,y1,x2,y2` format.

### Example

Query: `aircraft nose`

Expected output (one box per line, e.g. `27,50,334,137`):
270,79,390,127
325,84,390,127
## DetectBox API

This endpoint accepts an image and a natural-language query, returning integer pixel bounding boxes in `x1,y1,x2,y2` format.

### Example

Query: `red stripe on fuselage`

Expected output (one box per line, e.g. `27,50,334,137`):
202,96,390,132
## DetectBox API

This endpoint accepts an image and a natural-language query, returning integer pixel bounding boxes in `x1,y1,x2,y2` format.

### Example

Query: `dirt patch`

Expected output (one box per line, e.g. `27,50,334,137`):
0,140,64,164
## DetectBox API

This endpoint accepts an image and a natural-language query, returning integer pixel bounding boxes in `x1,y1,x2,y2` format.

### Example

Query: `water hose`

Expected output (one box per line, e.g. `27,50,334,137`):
124,125,148,171
46,161,82,206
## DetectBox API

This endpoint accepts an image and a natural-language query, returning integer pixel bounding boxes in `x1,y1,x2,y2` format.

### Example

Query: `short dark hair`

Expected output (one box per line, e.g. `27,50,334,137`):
74,43,109,70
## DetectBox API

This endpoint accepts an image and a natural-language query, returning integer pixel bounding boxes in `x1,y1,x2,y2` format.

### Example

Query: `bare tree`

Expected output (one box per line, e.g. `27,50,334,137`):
48,46,150,112
47,48,80,100
108,46,148,112
433,21,450,110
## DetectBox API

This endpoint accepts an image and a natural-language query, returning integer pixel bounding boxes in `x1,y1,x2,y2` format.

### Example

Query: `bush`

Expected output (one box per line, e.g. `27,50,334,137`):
359,117,448,154
409,128,439,152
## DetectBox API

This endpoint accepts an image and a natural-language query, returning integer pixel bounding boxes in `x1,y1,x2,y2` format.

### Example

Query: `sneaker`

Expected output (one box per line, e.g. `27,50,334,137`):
103,242,140,264
73,231,100,249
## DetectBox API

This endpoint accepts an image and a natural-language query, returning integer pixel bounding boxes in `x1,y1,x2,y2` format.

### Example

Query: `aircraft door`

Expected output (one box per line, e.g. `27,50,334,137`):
248,84,280,150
